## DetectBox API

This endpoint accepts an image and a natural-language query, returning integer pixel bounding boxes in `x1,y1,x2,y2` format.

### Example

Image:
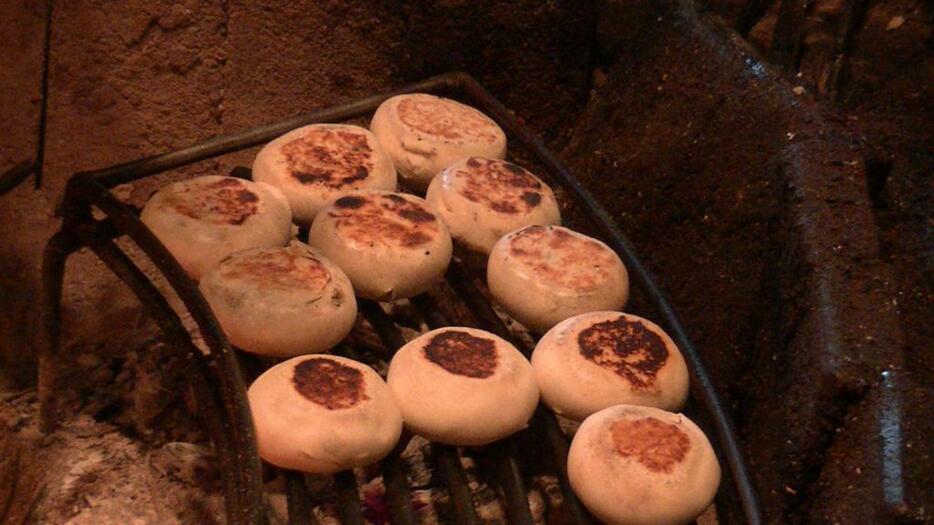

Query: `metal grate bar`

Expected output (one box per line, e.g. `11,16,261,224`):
410,294,536,525
489,440,536,525
382,439,418,525
334,471,364,525
432,445,481,525
360,299,480,525
285,471,314,525
357,301,417,525
443,264,593,524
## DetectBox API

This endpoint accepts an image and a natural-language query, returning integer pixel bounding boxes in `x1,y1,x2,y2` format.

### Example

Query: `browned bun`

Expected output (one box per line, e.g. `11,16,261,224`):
252,124,396,224
568,405,721,525
487,225,629,332
307,190,452,301
248,354,402,473
198,243,357,357
386,327,539,446
370,94,507,189
140,175,292,280
532,311,689,420
426,157,561,253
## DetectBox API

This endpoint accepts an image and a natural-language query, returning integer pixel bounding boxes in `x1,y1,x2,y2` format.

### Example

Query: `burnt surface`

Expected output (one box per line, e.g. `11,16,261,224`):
282,127,374,188
506,226,619,291
219,248,330,291
164,177,259,226
292,358,369,410
454,157,545,215
610,417,691,474
578,316,668,390
396,95,501,143
326,193,439,248
423,330,499,379
334,195,367,209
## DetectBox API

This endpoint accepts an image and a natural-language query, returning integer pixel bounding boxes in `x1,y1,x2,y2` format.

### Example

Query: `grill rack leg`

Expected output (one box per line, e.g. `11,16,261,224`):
38,230,76,433
42,225,262,525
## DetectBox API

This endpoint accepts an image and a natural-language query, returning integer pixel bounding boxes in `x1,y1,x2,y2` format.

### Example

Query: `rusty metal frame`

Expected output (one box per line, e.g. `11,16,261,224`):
39,72,763,524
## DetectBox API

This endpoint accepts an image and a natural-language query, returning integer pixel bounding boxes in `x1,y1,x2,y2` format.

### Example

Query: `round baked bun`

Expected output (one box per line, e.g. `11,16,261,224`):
198,243,357,357
252,123,396,224
141,176,292,280
487,225,629,333
532,312,689,420
307,190,453,301
387,327,538,446
568,405,720,525
248,354,402,473
370,94,507,189
425,157,561,254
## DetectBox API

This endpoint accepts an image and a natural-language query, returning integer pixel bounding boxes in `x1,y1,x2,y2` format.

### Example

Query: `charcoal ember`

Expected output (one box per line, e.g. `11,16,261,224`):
263,492,288,525
526,486,547,525
531,475,564,518
345,316,389,358
311,501,341,524
360,475,390,524
412,488,443,524
402,435,434,488
383,299,424,331
147,441,216,487
472,481,507,524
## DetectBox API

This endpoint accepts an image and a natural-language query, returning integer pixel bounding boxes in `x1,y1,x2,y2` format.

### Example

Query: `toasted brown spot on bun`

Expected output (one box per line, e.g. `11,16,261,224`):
507,226,619,290
334,195,368,209
166,177,259,225
220,248,331,291
292,358,370,410
327,193,439,248
423,330,499,378
397,207,436,223
455,158,544,215
520,191,542,207
282,127,374,188
610,417,691,473
397,97,500,143
578,316,668,390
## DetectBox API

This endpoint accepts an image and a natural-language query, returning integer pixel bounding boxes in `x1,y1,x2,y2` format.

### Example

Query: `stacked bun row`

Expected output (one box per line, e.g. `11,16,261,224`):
139,94,719,525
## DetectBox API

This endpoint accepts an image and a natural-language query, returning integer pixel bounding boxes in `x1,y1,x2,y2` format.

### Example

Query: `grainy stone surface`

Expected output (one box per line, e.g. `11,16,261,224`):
0,1,54,389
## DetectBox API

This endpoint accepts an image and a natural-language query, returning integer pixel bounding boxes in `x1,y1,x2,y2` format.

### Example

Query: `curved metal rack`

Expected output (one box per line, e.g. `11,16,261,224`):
39,72,763,524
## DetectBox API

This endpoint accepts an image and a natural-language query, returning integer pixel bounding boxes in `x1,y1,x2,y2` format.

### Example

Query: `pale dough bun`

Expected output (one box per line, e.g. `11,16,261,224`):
532,311,689,421
252,123,397,224
198,243,357,357
307,190,453,301
386,327,539,446
487,225,629,333
248,354,403,474
140,175,292,280
425,157,561,254
568,404,720,525
370,94,507,190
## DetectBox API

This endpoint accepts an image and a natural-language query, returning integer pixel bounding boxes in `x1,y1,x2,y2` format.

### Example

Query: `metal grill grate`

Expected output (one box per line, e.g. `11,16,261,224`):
39,72,763,525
